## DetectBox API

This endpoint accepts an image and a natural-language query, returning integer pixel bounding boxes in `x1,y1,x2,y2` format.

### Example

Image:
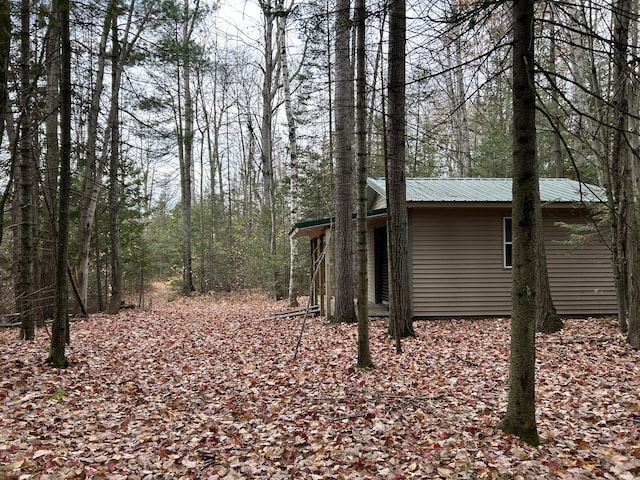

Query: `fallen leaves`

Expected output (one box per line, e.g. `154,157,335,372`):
0,291,639,479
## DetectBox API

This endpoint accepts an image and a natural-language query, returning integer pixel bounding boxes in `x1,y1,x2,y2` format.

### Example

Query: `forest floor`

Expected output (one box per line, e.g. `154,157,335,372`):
1,288,639,480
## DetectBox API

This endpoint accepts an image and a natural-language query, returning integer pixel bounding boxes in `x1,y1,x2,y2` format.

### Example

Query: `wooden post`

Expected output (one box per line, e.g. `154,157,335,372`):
324,227,333,319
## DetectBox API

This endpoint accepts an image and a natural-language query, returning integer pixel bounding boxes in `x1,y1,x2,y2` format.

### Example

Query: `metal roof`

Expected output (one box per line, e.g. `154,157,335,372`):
367,177,607,204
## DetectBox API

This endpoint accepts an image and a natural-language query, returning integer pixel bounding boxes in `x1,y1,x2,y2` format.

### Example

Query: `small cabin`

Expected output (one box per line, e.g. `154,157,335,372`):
290,178,616,318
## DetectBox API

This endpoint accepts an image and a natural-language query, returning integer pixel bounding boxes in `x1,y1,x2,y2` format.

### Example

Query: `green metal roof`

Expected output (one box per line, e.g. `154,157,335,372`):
367,177,606,203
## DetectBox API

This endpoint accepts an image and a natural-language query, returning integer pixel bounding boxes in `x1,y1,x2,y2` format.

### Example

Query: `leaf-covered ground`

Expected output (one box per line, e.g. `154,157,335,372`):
1,291,639,480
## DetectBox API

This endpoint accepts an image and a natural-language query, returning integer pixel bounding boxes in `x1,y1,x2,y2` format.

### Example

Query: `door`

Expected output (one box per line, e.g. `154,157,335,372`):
374,226,388,304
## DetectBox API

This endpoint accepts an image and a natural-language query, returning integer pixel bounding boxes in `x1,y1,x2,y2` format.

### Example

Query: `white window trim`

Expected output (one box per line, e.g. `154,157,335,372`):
504,217,512,269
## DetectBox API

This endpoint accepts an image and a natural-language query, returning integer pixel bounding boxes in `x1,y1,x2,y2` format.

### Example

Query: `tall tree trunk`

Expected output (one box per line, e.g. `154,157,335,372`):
0,0,9,247
444,2,471,177
497,0,540,447
47,0,71,368
535,189,563,333
41,5,61,324
386,0,413,345
610,0,639,347
107,12,123,314
536,14,563,334
76,1,116,313
260,0,281,299
0,0,7,146
547,8,564,178
333,0,356,323
177,0,197,296
17,0,35,341
276,2,301,308
355,0,373,368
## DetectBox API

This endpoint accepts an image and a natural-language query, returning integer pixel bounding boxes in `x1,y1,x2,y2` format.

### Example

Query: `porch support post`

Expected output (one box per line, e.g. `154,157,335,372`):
324,226,333,319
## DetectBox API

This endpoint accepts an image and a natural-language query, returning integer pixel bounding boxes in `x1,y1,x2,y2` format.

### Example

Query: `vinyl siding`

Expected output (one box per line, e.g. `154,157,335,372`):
543,209,616,315
408,206,616,318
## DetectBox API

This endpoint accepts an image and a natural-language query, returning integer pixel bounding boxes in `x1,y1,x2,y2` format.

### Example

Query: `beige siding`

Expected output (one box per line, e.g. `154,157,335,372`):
407,206,616,318
410,208,512,317
543,208,616,315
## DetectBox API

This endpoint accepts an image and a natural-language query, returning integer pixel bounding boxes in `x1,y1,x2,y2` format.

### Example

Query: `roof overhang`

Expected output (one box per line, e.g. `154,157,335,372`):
290,208,387,239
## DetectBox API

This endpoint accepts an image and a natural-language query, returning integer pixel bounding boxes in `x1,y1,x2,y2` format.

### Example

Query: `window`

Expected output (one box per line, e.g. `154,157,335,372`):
504,218,512,268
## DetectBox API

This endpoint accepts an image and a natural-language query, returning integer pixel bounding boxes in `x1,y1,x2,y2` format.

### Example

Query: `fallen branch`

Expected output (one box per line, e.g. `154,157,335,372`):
541,336,616,345
265,305,320,320
455,353,480,367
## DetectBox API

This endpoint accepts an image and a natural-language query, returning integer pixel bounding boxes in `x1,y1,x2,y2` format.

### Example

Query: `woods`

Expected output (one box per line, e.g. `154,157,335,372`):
1,0,640,463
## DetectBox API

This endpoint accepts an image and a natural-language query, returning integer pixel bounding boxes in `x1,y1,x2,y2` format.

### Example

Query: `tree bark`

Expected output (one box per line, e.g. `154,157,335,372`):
332,0,356,323
276,2,301,308
497,0,540,447
48,0,71,368
535,206,563,333
386,0,413,344
0,0,9,248
107,12,123,314
17,0,35,341
355,0,372,368
41,5,61,324
259,1,281,299
180,1,195,296
610,0,639,347
76,1,116,313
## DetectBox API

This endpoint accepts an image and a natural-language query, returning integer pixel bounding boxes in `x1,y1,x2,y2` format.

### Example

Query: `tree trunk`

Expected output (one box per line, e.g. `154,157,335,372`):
260,0,281,300
17,0,35,341
536,18,563,337
76,1,116,313
276,2,301,308
610,0,639,347
0,0,9,247
0,0,7,147
534,194,563,333
386,0,413,344
41,6,61,324
47,0,71,368
107,13,123,314
444,2,472,177
497,0,540,447
355,0,373,368
178,0,196,296
333,0,356,323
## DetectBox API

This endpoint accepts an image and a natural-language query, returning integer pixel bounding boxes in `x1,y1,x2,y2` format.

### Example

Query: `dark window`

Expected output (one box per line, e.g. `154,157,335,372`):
504,217,512,268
